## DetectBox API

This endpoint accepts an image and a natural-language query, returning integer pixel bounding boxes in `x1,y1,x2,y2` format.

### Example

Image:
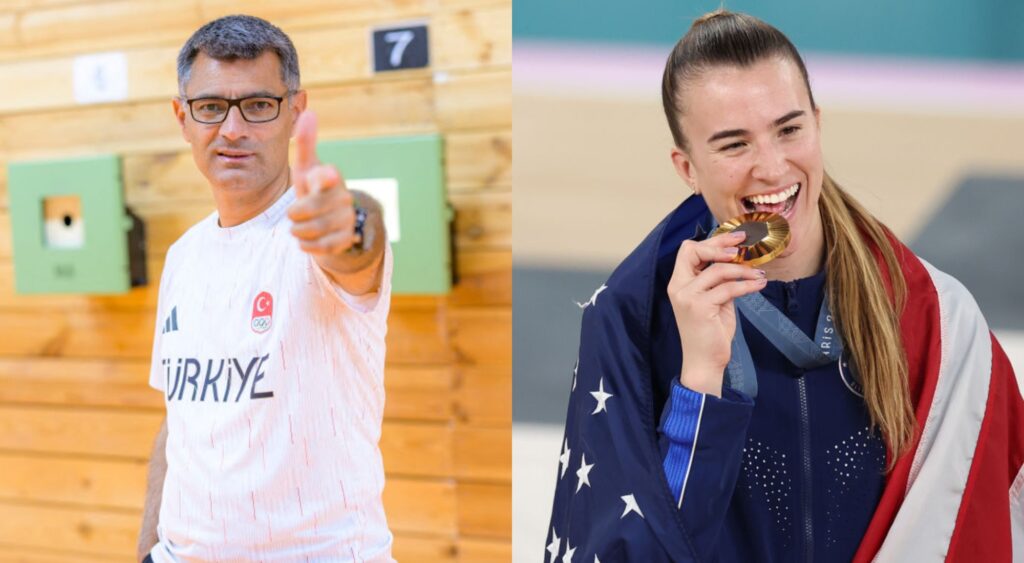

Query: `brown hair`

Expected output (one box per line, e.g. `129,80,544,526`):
662,10,914,463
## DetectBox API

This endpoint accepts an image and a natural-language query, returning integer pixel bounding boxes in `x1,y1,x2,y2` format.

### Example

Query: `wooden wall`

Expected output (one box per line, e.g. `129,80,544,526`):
0,0,510,561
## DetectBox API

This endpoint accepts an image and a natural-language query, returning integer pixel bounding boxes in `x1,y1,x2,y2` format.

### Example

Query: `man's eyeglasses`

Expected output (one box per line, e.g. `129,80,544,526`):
184,93,294,124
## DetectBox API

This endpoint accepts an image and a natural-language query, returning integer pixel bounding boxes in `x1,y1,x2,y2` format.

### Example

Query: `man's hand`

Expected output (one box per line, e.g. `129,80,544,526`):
288,110,360,255
287,110,385,295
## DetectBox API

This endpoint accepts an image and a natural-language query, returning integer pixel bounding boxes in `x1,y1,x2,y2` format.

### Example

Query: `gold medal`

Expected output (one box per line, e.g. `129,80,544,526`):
711,212,791,267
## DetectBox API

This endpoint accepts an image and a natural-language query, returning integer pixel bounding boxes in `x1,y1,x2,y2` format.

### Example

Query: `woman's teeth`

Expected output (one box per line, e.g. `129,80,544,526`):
742,184,800,213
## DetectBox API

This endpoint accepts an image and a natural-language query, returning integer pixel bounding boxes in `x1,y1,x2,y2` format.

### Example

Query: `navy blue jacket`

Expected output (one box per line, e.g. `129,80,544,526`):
547,195,886,562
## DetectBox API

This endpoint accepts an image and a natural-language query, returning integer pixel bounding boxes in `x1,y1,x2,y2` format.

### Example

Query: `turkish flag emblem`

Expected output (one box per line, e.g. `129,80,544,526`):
251,291,273,333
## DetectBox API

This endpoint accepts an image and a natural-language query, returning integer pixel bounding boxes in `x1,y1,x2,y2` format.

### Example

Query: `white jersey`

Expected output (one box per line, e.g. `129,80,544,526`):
148,187,394,562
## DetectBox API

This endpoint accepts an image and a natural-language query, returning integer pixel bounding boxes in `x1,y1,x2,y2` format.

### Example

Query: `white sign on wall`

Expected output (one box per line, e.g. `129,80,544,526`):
73,52,128,104
347,178,401,242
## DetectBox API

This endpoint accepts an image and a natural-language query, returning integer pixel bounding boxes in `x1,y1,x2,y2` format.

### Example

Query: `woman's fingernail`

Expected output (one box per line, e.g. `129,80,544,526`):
757,277,768,285
731,231,746,238
722,247,739,255
757,269,767,277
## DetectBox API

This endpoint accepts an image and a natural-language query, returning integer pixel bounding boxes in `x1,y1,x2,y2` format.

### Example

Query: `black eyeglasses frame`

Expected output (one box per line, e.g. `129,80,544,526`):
183,92,295,124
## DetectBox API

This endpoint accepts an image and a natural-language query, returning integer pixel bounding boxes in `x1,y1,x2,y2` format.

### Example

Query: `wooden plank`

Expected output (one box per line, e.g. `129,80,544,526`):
198,0,432,34
449,308,511,366
451,190,511,250
458,538,511,563
0,79,436,159
383,478,457,535
0,452,146,510
393,534,457,562
454,426,510,481
2,1,451,62
435,69,511,131
0,0,96,12
456,482,510,539
0,452,456,534
432,5,511,71
0,544,110,563
0,358,454,421
0,46,178,116
449,250,510,307
0,407,454,477
384,366,456,421
0,6,507,115
0,14,16,51
0,358,153,409
446,129,511,192
382,421,454,478
454,365,511,425
0,406,164,458
10,1,202,63
0,501,137,557
0,307,452,363
0,499,458,559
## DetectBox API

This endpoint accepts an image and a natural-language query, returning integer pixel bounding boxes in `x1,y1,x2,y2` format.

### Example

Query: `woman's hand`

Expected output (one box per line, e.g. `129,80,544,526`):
667,231,767,396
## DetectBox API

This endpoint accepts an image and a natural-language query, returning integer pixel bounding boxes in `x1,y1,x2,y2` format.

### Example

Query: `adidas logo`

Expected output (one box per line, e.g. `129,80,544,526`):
162,306,179,334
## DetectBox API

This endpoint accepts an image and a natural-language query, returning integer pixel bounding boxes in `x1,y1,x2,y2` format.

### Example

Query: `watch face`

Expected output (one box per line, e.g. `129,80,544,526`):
711,212,791,267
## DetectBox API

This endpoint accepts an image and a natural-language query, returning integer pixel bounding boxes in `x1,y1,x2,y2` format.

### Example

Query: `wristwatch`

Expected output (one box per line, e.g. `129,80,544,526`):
349,204,367,253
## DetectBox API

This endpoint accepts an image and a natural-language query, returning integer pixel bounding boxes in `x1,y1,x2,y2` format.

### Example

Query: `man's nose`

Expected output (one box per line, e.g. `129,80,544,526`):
218,106,248,141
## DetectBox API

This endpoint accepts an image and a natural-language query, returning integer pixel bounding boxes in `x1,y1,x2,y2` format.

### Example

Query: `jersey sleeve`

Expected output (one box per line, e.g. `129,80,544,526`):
658,379,754,559
309,243,393,316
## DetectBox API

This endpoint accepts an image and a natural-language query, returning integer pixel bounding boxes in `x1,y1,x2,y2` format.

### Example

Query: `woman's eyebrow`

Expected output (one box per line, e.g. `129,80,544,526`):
706,109,806,144
774,109,805,126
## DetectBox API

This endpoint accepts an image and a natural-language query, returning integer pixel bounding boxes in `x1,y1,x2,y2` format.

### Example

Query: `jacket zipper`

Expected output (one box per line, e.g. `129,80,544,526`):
797,375,814,562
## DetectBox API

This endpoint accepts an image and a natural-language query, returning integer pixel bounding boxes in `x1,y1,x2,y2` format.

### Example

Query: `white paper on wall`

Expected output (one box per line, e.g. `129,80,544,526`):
73,52,128,104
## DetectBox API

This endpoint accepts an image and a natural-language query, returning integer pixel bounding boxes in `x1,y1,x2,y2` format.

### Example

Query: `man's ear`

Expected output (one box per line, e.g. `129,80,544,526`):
171,97,189,143
670,146,699,194
289,90,309,137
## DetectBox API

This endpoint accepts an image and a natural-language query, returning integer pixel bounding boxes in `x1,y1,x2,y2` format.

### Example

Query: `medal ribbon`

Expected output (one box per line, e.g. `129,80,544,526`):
703,215,844,397
723,290,843,398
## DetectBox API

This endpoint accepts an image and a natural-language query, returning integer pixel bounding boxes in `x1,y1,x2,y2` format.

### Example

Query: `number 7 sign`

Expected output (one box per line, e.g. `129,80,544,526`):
372,23,429,72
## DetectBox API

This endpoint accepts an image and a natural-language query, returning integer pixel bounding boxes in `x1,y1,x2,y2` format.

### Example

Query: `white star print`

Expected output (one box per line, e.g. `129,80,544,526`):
558,438,571,479
620,494,644,519
595,557,601,563
590,377,613,415
575,284,608,309
547,527,561,560
562,541,576,562
572,358,578,391
575,453,594,493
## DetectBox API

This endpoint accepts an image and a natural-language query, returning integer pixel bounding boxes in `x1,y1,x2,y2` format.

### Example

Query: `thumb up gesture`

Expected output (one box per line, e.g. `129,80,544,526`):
286,110,385,295
286,110,362,255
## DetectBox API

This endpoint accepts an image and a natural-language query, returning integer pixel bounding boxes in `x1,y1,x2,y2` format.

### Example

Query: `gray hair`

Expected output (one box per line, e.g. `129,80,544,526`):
177,14,300,95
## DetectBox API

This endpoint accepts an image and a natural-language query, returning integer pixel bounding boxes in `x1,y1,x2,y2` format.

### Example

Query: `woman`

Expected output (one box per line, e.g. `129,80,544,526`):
546,10,1023,562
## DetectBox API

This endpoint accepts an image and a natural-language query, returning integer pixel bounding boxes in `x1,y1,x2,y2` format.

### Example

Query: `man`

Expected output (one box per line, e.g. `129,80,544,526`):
137,15,393,562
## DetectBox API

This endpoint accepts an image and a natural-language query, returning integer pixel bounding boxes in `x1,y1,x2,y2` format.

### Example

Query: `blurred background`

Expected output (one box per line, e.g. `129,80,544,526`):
0,0,509,561
513,0,1024,560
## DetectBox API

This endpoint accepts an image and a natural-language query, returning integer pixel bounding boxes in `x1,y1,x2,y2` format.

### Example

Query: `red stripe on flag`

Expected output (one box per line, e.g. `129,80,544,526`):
946,334,1024,561
854,235,944,561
